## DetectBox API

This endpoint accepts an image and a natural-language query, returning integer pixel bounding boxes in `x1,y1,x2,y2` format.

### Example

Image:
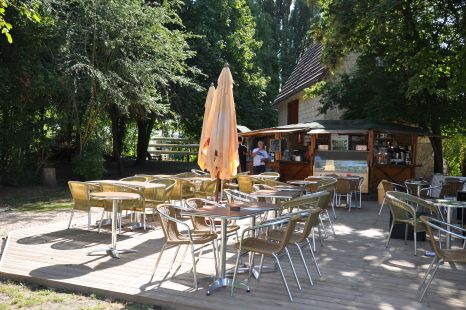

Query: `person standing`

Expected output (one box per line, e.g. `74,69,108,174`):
238,137,248,173
252,140,269,174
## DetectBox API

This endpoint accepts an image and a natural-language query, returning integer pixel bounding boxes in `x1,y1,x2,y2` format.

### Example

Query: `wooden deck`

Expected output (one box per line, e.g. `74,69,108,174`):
1,202,465,309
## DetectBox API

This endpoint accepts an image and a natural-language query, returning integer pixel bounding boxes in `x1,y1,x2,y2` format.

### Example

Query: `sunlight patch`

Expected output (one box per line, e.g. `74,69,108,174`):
357,228,385,238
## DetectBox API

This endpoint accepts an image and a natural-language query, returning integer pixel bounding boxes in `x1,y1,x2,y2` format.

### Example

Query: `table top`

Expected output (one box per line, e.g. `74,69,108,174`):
250,189,299,199
251,174,279,179
91,180,165,189
273,185,307,192
181,201,279,220
405,179,430,185
90,191,141,200
427,199,466,208
287,180,318,186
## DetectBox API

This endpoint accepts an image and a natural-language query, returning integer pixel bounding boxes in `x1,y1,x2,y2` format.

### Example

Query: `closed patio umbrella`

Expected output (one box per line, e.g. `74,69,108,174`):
200,64,239,184
198,83,216,171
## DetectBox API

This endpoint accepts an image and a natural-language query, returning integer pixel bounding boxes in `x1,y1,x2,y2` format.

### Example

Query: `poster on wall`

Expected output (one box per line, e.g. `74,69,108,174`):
331,134,348,150
269,139,281,152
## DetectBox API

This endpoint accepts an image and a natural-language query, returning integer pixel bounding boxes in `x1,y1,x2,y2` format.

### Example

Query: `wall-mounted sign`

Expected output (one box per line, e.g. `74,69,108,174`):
331,134,348,151
269,139,281,152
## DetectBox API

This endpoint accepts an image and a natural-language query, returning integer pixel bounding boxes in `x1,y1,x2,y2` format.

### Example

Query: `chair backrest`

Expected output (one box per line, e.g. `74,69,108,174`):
199,179,217,194
274,216,301,253
348,178,361,191
253,184,275,191
156,204,183,241
385,191,419,221
237,175,263,193
381,180,394,192
280,191,328,212
224,189,257,203
191,169,209,176
186,198,221,231
296,207,322,243
120,176,148,182
175,171,196,178
259,172,280,180
169,177,195,200
68,181,92,211
335,178,351,194
440,179,465,198
149,178,176,201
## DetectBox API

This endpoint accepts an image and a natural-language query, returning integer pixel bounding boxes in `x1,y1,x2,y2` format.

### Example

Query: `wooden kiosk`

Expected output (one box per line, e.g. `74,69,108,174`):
239,120,430,194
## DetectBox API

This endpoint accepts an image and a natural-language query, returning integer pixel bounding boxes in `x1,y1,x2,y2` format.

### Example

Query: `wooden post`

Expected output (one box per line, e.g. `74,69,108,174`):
367,130,374,167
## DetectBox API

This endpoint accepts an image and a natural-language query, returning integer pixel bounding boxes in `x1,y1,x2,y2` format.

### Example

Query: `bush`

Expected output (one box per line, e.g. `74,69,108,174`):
72,139,106,180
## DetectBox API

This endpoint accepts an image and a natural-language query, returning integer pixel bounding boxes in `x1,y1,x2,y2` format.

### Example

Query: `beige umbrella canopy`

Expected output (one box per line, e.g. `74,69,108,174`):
198,83,216,171
201,64,239,180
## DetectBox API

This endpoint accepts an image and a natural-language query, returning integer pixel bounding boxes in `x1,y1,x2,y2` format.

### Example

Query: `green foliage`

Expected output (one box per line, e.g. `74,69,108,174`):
72,138,106,180
303,80,326,99
313,0,466,172
443,133,466,176
0,0,40,43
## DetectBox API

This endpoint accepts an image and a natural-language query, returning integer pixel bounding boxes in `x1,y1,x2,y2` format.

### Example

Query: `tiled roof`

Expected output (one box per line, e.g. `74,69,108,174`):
273,44,327,105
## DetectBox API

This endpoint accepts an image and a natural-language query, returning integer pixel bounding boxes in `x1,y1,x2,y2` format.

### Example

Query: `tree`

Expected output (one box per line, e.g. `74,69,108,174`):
1,0,40,43
313,0,466,173
175,0,272,135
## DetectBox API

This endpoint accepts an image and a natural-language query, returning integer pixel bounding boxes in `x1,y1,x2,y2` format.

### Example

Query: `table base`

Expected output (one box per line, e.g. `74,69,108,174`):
126,222,155,231
206,277,250,295
226,263,277,279
88,248,137,259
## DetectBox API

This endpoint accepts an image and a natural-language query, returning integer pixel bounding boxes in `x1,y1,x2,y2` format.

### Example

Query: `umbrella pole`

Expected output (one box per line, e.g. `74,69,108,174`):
220,180,224,201
215,173,221,202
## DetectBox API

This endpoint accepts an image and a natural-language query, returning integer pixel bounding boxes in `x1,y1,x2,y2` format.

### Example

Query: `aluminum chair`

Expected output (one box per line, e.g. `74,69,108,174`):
67,181,106,230
231,215,302,301
150,204,218,290
378,180,407,215
385,191,440,256
418,216,466,302
119,176,149,182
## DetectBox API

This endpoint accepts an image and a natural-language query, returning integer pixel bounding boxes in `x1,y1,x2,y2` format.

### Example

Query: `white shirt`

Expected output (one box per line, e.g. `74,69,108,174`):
252,148,269,166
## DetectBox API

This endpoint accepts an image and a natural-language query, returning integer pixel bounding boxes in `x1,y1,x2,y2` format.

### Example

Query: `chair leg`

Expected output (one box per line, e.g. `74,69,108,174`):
67,209,75,229
98,209,105,233
295,243,313,286
419,256,436,291
386,222,395,247
248,252,255,282
211,241,218,277
273,253,293,302
404,224,408,245
306,238,322,277
190,243,198,290
419,258,442,302
378,197,386,215
331,192,337,219
257,254,265,280
87,210,91,231
325,209,336,235
413,226,417,256
231,249,242,296
285,247,301,290
169,245,181,273
150,243,166,282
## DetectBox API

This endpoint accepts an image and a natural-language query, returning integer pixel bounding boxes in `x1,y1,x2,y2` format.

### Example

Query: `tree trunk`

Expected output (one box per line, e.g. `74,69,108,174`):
429,118,443,173
135,115,155,167
109,106,126,175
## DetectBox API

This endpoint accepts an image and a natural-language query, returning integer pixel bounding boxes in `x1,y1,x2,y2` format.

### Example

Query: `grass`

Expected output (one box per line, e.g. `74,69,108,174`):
0,186,73,212
0,280,159,310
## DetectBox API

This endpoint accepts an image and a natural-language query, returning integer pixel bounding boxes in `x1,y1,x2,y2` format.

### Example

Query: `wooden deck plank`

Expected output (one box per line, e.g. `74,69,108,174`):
1,202,465,309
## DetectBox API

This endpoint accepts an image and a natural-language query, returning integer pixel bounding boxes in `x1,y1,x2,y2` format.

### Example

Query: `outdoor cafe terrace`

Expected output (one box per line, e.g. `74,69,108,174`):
0,173,465,310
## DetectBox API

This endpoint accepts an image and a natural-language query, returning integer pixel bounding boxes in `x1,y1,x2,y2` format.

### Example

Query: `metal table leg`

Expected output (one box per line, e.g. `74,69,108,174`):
206,218,249,295
446,207,453,249
88,199,137,259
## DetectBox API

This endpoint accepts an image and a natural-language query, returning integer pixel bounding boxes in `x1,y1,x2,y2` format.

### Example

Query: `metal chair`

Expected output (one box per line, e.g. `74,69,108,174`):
237,175,263,193
378,180,407,215
439,179,465,198
67,181,106,230
335,178,352,211
191,169,210,176
264,208,323,285
150,204,218,290
194,178,217,199
145,178,176,212
418,216,466,302
231,215,302,301
224,189,258,203
385,191,440,255
169,177,196,206
317,179,337,219
252,183,275,191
